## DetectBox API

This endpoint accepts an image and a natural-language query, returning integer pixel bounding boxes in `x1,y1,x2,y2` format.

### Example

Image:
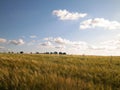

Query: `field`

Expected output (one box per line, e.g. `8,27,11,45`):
0,54,120,90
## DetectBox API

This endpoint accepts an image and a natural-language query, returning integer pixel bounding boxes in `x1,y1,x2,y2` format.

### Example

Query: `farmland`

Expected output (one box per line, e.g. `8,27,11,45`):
0,53,120,90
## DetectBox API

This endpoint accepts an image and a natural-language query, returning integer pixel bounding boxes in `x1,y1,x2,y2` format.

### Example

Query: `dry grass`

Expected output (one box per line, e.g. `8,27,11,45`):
0,54,120,90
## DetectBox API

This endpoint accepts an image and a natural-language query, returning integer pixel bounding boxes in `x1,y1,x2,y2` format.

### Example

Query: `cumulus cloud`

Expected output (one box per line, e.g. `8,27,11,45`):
80,18,120,30
53,9,87,20
30,35,37,38
100,39,120,50
27,40,36,46
0,38,7,43
43,37,89,50
87,38,120,51
53,37,71,44
9,39,25,45
44,37,53,42
53,37,88,49
88,45,105,50
72,41,87,46
40,41,53,47
44,37,69,44
55,45,65,49
44,37,87,45
0,46,5,49
44,37,73,45
72,41,89,50
41,36,120,55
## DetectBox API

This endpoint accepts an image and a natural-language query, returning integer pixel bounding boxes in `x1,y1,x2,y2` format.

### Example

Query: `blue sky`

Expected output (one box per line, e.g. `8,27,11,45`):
0,0,120,55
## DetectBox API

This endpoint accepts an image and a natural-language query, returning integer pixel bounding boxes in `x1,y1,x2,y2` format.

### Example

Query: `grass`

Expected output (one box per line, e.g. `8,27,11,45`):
0,53,120,90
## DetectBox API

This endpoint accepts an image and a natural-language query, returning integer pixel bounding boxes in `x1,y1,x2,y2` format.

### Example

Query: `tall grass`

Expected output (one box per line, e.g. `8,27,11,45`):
0,54,120,90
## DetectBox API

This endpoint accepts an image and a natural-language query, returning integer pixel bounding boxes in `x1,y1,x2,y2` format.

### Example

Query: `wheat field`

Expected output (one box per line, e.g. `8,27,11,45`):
0,53,120,90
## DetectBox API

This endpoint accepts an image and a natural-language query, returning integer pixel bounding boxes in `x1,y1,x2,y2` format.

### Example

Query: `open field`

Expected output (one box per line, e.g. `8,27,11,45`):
0,54,120,90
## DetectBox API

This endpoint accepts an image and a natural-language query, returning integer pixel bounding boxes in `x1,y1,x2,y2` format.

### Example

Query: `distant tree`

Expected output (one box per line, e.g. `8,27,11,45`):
8,52,14,54
45,52,49,54
20,51,24,54
54,51,58,54
36,52,39,54
59,52,63,55
63,52,66,55
59,52,66,55
50,52,53,54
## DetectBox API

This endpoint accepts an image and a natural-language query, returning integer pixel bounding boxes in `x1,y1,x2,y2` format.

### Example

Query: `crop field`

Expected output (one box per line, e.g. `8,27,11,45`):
0,53,120,90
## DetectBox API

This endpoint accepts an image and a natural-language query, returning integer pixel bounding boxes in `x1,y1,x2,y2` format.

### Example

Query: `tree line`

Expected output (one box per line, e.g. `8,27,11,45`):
7,51,67,55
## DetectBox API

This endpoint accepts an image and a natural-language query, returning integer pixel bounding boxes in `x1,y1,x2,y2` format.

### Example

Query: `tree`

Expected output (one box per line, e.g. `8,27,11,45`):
20,51,24,54
54,51,58,54
50,52,53,54
36,52,39,54
45,52,49,54
59,52,63,55
63,52,66,55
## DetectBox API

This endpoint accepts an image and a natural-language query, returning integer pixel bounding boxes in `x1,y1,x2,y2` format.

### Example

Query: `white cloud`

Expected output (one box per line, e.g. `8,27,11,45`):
30,35,37,38
116,34,120,38
72,41,89,50
40,41,53,47
44,37,70,44
53,37,88,49
27,40,36,46
72,41,87,46
43,37,89,50
55,45,65,49
9,39,25,45
0,38,7,43
38,36,120,55
87,38,120,51
44,37,85,45
44,37,53,42
42,34,120,55
54,37,71,44
53,9,87,20
88,45,105,50
0,46,5,49
80,18,120,30
100,39,120,50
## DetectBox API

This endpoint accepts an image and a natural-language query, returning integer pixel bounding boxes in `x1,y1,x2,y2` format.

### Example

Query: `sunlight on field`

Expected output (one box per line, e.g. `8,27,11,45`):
0,54,120,90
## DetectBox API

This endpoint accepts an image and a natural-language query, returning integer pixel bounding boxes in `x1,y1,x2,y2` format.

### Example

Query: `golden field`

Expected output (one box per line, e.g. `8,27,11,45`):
0,54,120,90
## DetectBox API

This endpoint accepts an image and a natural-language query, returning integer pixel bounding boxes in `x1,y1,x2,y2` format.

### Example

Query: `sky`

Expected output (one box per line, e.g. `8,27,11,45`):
0,0,120,55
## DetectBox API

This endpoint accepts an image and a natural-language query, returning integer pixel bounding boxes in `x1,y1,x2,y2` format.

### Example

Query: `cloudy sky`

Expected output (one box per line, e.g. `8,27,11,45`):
0,0,120,55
